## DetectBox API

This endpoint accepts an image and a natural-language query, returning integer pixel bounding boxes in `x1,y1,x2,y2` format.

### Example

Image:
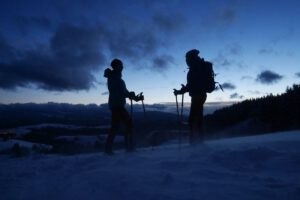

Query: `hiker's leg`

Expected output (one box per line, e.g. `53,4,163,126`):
189,94,206,143
120,108,134,151
189,96,200,143
188,99,194,142
197,93,207,140
105,109,121,153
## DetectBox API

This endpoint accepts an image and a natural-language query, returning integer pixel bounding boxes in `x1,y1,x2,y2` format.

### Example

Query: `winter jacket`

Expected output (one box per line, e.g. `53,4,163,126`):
104,68,129,110
186,59,208,96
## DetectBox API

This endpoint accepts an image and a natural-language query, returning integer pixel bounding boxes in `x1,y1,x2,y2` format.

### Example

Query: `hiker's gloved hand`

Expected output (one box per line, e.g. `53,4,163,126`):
128,91,136,100
137,93,144,101
173,89,182,96
133,93,144,102
173,85,187,96
174,84,187,95
132,95,139,102
180,84,187,92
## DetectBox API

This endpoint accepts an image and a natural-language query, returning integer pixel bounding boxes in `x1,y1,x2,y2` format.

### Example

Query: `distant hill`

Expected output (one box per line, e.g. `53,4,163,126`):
0,101,231,129
2,84,299,142
0,103,110,129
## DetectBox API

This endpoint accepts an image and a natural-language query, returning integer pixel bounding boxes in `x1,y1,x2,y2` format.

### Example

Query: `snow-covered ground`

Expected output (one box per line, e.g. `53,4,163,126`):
8,123,110,136
1,130,300,200
0,139,52,152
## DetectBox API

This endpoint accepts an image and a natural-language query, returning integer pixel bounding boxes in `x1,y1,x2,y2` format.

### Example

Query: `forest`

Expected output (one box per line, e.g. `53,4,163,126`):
205,84,300,137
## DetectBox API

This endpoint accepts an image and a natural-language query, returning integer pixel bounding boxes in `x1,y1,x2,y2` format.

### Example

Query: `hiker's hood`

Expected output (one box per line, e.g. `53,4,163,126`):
104,68,121,79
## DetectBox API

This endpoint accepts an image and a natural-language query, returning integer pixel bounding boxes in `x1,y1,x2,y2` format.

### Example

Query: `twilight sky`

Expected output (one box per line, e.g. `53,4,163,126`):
0,0,300,104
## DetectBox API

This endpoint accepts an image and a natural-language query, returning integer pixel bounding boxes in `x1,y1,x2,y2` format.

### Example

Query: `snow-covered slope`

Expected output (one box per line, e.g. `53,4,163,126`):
1,130,300,200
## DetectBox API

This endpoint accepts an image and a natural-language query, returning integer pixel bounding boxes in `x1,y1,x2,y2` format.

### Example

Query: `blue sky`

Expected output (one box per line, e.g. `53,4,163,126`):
0,0,300,104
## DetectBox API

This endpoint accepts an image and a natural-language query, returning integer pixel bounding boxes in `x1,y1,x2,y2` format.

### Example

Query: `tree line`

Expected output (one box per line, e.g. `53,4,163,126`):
205,84,300,135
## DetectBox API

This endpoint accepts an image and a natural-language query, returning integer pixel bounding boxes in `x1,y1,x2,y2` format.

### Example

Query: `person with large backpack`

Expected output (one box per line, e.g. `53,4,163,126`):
103,58,143,154
174,49,216,144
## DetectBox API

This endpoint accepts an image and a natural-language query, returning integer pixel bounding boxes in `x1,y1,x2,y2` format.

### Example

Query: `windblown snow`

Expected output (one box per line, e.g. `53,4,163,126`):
1,130,300,200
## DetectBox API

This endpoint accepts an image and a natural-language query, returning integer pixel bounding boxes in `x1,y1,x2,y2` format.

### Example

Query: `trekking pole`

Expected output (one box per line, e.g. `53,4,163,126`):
130,99,133,117
136,92,150,150
174,91,180,120
173,90,182,149
142,100,146,116
181,93,184,121
179,84,186,122
138,92,146,116
178,94,184,148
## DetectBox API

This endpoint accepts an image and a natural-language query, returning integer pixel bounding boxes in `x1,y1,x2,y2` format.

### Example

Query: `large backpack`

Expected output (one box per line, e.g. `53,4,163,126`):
203,61,221,93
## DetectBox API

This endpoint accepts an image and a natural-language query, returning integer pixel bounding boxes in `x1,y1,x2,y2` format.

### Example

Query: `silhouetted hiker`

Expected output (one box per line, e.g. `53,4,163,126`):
174,49,212,144
103,58,143,154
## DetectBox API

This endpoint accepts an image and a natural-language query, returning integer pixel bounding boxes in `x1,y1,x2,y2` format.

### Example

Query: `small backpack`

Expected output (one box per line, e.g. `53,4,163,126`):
103,68,112,78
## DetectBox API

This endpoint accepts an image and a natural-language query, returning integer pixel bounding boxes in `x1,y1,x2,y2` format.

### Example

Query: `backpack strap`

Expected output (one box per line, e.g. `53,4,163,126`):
215,82,224,92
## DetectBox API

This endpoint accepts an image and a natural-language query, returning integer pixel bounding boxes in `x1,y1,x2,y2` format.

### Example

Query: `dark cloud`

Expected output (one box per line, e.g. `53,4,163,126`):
203,7,237,27
213,43,243,68
213,53,232,67
152,12,185,34
230,92,244,99
106,26,158,59
152,55,174,71
220,59,231,67
270,28,295,45
0,24,106,91
218,8,236,24
221,82,236,90
0,11,185,91
0,1,187,91
258,48,278,55
0,35,15,62
259,28,294,55
295,72,300,78
106,12,184,60
256,70,283,84
101,91,109,96
228,43,243,55
241,76,253,80
15,16,52,31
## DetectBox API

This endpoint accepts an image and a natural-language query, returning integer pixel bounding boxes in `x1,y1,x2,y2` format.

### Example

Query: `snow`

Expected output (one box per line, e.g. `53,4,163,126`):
55,135,123,145
0,139,52,153
1,130,300,200
8,124,110,136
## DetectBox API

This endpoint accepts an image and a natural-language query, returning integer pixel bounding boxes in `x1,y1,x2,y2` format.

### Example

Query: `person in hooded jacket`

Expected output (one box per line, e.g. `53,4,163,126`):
103,58,143,154
174,49,209,144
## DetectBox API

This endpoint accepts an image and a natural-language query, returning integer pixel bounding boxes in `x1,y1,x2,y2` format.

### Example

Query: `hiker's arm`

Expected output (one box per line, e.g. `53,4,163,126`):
128,91,135,99
124,85,138,101
122,80,132,98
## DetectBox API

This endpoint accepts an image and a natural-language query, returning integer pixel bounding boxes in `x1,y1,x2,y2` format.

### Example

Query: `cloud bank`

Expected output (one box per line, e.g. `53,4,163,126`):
0,24,105,91
0,4,185,91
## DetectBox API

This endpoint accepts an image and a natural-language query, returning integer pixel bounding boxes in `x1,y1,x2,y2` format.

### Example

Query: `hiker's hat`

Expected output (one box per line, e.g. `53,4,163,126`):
185,49,200,58
110,58,123,69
